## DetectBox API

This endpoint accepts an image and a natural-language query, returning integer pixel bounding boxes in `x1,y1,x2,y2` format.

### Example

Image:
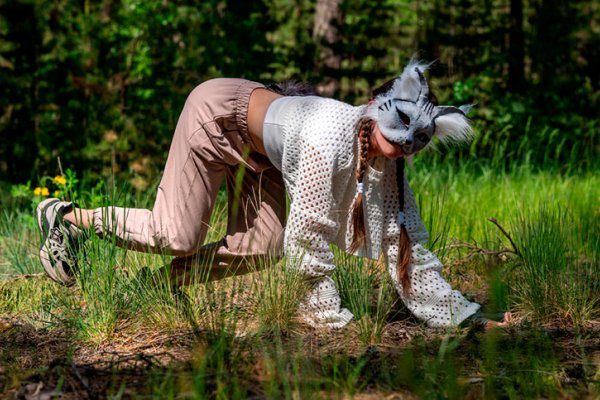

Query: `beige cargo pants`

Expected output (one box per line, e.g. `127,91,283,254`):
92,78,287,281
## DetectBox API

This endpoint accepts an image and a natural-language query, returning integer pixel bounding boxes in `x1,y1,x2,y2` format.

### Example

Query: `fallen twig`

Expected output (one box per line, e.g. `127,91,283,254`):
488,217,522,257
448,238,518,268
71,362,91,391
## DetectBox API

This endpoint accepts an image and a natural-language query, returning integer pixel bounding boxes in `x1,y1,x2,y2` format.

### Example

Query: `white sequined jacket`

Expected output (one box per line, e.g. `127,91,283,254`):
277,96,480,328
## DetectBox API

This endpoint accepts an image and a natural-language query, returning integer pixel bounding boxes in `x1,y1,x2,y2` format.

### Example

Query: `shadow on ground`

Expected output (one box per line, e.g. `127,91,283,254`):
1,316,599,399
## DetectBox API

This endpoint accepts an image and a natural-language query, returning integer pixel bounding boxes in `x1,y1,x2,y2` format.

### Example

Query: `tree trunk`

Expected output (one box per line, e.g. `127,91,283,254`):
313,0,343,97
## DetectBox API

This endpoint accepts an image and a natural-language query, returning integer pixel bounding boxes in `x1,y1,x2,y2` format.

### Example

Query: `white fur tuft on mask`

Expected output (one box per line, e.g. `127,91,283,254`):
386,59,432,102
434,112,474,143
458,104,473,115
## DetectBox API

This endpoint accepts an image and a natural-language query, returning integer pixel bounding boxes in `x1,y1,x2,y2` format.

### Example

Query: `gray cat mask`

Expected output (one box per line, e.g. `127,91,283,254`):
366,61,473,155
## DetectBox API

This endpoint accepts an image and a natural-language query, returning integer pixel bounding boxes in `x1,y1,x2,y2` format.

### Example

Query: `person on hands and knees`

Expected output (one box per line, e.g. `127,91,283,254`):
37,60,511,330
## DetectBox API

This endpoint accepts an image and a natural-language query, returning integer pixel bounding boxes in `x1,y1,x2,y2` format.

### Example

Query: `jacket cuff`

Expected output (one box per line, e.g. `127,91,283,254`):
298,276,354,329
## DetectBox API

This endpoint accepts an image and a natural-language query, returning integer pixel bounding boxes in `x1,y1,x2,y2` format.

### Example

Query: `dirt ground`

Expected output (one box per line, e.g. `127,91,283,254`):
1,316,599,399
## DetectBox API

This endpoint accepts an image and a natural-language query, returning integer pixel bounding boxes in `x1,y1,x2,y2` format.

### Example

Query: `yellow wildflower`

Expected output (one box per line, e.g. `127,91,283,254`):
54,190,62,198
34,187,49,197
53,175,67,186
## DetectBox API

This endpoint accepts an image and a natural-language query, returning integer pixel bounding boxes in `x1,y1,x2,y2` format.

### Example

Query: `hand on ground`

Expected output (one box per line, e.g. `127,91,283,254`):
484,312,513,330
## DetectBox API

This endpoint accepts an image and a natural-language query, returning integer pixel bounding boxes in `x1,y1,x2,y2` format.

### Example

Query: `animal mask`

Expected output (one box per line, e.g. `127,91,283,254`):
367,60,473,155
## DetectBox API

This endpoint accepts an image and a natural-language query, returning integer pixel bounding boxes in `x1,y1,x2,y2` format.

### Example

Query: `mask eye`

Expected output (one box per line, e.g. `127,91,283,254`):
395,107,411,127
416,132,430,144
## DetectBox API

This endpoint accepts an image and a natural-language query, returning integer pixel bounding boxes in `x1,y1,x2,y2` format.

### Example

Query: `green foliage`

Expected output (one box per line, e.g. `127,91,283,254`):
1,0,598,187
0,0,279,184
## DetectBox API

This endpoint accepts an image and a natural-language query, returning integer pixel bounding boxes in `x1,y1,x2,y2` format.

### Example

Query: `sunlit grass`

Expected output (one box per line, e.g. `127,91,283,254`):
250,258,307,335
1,160,599,398
2,166,598,332
333,251,397,345
509,204,600,325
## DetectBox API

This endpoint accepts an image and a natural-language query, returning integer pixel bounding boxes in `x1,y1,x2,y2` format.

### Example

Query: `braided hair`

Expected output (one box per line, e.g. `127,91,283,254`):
348,118,373,253
349,76,441,294
349,105,414,294
396,158,412,295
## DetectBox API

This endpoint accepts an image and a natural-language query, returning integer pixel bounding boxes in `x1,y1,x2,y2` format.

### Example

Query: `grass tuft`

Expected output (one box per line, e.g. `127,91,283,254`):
251,258,307,336
510,203,600,326
333,250,396,345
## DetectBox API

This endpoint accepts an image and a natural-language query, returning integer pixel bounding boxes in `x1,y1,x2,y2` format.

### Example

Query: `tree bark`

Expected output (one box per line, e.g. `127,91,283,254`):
313,0,343,97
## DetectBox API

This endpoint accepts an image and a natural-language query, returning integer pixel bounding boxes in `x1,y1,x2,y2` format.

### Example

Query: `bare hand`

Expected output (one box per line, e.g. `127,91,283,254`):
484,312,513,330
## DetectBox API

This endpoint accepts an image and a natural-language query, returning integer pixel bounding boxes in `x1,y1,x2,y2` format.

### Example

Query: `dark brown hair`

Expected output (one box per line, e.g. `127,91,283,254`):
396,159,412,295
265,80,318,97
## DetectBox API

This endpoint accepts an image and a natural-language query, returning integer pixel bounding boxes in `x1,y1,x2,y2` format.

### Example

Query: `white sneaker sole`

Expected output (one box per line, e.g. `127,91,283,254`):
36,198,75,285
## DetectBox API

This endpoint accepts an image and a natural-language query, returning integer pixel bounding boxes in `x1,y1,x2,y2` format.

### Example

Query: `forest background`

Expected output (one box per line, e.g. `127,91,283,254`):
1,1,599,397
1,0,598,188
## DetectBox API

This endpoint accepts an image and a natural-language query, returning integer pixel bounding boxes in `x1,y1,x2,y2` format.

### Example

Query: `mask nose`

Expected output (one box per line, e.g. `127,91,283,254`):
402,140,414,155
402,128,432,155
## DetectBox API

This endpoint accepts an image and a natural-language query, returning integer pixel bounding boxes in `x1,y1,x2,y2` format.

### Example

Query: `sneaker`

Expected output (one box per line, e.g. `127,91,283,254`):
36,198,84,286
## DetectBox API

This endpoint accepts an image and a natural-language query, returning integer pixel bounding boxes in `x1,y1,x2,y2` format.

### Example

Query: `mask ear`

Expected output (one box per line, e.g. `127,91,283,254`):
433,106,474,143
388,60,432,102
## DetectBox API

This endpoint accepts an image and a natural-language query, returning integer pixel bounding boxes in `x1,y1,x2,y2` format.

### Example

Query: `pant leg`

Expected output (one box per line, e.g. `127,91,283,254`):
93,98,227,255
224,162,286,257
169,164,287,283
93,79,264,256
